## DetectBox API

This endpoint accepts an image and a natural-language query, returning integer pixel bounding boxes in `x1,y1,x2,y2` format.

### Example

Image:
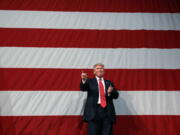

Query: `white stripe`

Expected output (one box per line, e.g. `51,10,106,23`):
0,10,180,30
0,47,180,69
0,91,179,116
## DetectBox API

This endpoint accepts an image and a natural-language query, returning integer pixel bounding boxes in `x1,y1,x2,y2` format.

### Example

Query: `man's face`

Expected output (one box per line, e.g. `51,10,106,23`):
94,65,104,77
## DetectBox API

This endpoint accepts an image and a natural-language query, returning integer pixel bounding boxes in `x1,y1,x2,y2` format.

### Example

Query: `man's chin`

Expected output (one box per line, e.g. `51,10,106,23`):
96,74,104,77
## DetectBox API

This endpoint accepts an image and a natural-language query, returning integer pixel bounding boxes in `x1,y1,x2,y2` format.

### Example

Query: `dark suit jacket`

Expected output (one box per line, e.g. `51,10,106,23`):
80,78,119,123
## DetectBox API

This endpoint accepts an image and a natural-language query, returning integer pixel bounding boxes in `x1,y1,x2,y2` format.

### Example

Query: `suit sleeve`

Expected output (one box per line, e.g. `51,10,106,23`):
80,79,89,91
108,81,119,99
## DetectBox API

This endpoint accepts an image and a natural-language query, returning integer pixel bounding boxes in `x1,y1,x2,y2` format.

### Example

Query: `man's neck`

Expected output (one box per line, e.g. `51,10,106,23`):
96,76,104,80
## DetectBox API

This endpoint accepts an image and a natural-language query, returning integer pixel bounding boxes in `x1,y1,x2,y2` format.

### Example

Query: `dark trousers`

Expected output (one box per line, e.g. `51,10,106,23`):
88,105,113,135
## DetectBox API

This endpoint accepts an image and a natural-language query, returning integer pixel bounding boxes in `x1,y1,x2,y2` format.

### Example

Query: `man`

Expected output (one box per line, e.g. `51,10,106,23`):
80,63,119,135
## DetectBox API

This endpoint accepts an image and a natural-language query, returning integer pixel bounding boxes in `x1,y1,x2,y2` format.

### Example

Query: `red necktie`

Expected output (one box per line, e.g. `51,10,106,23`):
99,78,107,108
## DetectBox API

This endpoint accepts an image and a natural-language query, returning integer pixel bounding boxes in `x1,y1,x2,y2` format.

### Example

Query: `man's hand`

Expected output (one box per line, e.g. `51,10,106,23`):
81,72,88,82
107,85,113,96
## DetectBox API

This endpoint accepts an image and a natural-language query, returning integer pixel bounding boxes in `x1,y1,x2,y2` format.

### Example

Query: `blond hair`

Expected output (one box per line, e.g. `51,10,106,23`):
93,63,104,69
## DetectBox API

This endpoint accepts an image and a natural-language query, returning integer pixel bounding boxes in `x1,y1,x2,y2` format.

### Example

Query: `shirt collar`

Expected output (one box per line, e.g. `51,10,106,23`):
96,76,104,81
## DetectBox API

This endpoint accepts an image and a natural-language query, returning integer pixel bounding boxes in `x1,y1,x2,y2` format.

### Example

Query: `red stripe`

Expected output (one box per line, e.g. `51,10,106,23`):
0,0,180,13
0,115,179,135
0,28,180,48
0,68,179,91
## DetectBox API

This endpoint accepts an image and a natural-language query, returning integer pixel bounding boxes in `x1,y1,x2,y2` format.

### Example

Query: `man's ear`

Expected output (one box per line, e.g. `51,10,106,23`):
93,69,96,75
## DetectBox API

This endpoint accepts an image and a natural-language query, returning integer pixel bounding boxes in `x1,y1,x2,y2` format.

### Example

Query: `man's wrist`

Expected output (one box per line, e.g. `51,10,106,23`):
82,78,87,84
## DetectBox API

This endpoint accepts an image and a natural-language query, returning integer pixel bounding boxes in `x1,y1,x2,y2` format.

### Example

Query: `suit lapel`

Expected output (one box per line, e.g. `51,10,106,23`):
93,78,98,92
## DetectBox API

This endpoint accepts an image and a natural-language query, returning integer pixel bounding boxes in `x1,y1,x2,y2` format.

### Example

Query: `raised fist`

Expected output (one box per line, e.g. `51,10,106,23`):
81,72,88,81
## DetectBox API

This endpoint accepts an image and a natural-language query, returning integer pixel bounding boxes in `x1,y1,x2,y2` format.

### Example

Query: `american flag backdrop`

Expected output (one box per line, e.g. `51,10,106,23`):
0,0,180,135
